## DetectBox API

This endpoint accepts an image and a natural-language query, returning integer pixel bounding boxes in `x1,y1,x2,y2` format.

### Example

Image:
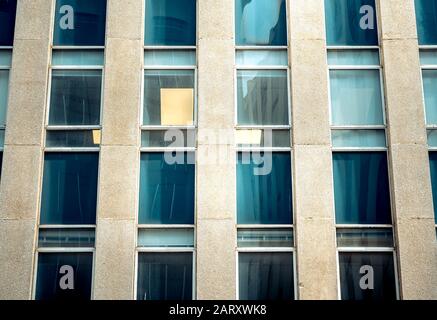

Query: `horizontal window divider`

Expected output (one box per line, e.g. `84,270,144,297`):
421,66,437,70
328,65,381,70
0,148,4,152
140,147,196,152
137,248,195,253
331,125,386,130
0,125,6,129
237,148,292,152
0,66,10,70
0,46,13,49
419,45,437,50
144,46,196,50
337,247,395,253
429,147,437,151
235,46,288,50
235,125,291,129
44,148,100,152
46,126,101,130
141,126,197,130
51,66,104,70
327,46,380,50
236,66,289,70
427,125,437,129
138,225,195,229
52,46,105,50
37,248,95,253
237,248,294,253
336,224,393,229
144,66,196,70
332,147,388,152
39,225,96,229
237,225,293,229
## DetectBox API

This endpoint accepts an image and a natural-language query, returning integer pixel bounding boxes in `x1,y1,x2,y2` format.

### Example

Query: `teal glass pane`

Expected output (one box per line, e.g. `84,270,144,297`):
0,50,12,66
327,49,379,65
330,69,383,125
40,153,99,225
35,252,93,300
237,228,294,247
428,130,437,147
144,50,196,66
145,0,196,46
423,70,437,125
339,252,397,301
235,0,287,46
138,229,194,247
0,0,17,46
0,130,4,148
419,50,437,65
52,50,104,66
236,50,288,66
137,252,193,300
239,252,294,300
336,228,394,247
332,130,386,148
38,228,95,248
53,0,107,46
415,0,437,45
139,152,195,224
429,152,437,222
325,0,378,46
333,152,392,224
237,152,292,224
0,69,8,125
0,152,2,181
237,70,289,125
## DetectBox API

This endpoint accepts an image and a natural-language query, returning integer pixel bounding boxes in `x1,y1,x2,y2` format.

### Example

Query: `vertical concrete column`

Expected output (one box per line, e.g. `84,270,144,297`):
196,0,237,299
289,0,338,299
379,0,437,299
0,0,54,300
93,0,143,299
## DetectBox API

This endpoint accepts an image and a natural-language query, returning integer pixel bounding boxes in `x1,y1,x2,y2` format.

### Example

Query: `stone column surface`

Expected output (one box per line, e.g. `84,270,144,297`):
379,0,437,300
289,0,338,299
92,0,143,300
196,0,237,299
0,0,53,300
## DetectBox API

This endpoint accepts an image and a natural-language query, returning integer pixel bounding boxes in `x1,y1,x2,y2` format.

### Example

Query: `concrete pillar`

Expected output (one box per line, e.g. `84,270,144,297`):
0,0,54,300
92,0,143,300
196,0,237,299
289,0,338,299
379,0,437,299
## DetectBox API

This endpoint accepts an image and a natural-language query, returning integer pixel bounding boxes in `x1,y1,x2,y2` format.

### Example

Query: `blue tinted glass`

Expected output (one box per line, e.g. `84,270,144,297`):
41,153,99,225
239,252,294,300
235,0,287,46
429,152,437,222
237,152,292,224
0,69,9,125
53,0,107,46
35,253,93,300
137,252,193,300
325,0,378,46
0,152,2,181
145,0,196,46
415,0,437,45
139,152,195,224
339,252,397,301
0,0,17,46
423,70,437,125
333,152,392,224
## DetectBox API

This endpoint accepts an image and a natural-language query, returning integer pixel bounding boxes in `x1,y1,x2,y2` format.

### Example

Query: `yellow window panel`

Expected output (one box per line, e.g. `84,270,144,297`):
160,88,194,126
236,129,262,145
92,129,101,145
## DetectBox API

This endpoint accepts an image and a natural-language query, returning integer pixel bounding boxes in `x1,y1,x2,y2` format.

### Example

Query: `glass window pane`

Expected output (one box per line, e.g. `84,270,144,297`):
0,152,2,181
137,252,193,300
0,0,17,46
237,70,289,126
237,228,293,247
0,69,8,126
235,0,287,46
330,69,383,126
422,70,437,125
38,228,95,248
35,253,93,300
325,0,378,46
145,0,196,46
46,130,101,148
236,129,290,148
236,50,288,66
327,50,379,65
415,0,437,45
53,0,107,46
333,152,392,224
144,70,195,126
332,130,386,148
49,70,102,126
419,49,437,65
429,152,437,222
144,50,196,66
339,252,397,301
139,152,195,224
336,228,394,247
41,153,99,225
237,152,292,224
138,229,194,247
141,129,196,148
239,252,294,300
428,130,437,147
52,50,104,66
0,50,12,66
0,129,4,147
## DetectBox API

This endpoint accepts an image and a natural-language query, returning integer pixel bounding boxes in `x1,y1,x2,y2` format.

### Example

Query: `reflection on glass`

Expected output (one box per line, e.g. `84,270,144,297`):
0,50,12,66
38,228,95,248
144,50,196,66
52,50,104,66
138,229,194,247
141,129,196,148
332,130,386,148
0,69,8,125
238,228,293,247
327,50,379,65
415,0,437,45
236,50,288,66
236,129,290,148
419,49,437,65
423,70,437,125
0,0,17,46
46,130,101,148
429,152,437,222
336,228,393,247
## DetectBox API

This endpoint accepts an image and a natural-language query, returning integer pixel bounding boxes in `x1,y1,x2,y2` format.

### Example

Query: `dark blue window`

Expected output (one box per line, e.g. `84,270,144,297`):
53,0,107,46
333,152,391,225
415,0,437,45
237,152,292,225
235,0,287,46
0,0,17,46
325,0,378,46
35,252,93,300
145,0,196,46
137,252,193,300
139,152,195,224
429,152,437,222
40,153,99,225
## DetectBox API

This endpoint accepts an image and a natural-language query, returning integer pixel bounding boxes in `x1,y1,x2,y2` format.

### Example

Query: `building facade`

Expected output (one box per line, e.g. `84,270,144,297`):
0,0,436,300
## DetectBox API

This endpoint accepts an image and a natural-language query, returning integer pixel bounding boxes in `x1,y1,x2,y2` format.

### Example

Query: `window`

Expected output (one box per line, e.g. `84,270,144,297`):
53,0,107,46
325,0,378,46
235,0,287,46
429,153,437,225
0,0,17,46
415,0,437,45
0,50,12,180
145,0,196,46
